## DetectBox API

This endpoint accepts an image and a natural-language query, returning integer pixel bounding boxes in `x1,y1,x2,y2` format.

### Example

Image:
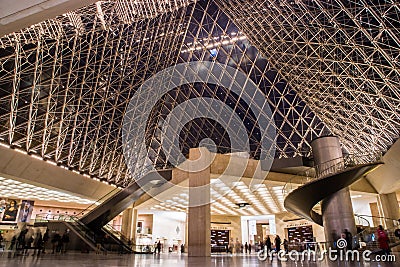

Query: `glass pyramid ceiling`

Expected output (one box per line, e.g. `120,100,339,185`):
0,0,398,187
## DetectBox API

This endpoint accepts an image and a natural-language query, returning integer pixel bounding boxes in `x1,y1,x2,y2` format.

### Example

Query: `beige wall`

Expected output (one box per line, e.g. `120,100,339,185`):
138,214,153,235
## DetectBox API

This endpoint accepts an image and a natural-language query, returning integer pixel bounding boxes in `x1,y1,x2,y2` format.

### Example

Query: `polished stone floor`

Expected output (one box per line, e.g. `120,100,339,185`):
0,252,398,267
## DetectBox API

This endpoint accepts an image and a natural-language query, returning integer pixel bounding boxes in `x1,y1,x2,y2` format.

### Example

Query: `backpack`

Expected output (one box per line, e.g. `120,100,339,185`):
394,229,400,238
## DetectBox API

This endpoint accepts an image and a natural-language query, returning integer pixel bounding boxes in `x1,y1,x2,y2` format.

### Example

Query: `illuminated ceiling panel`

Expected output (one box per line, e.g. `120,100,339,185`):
136,178,288,216
0,176,95,204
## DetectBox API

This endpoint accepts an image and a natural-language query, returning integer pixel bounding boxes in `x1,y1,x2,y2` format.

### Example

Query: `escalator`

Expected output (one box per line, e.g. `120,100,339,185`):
35,214,101,252
77,169,172,252
80,169,172,229
35,169,172,253
101,224,133,253
35,215,133,253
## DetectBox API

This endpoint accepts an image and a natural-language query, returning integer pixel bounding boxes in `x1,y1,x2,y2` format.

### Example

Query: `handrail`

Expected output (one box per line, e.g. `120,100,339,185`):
354,214,400,249
102,224,133,252
34,213,99,246
35,213,77,222
75,186,121,217
281,167,315,196
353,214,372,248
282,152,383,197
103,223,131,244
35,212,133,252
355,214,370,227
355,214,400,223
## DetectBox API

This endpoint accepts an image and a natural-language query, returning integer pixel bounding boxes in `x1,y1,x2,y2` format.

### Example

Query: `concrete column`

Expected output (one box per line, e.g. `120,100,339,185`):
121,208,132,239
378,193,399,229
121,208,138,242
311,136,356,246
185,212,188,252
321,187,356,243
369,202,381,227
132,209,138,243
187,147,211,257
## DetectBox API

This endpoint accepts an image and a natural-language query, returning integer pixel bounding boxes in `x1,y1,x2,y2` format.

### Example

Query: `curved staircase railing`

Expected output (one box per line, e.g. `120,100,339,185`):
283,152,383,197
282,152,384,226
354,214,400,251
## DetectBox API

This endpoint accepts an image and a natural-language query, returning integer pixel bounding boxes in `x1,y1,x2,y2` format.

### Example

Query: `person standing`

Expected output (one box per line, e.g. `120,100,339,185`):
275,235,281,252
377,225,390,256
61,229,70,254
103,234,111,255
0,232,3,250
51,231,61,254
17,229,28,253
265,236,272,256
42,228,49,253
32,230,43,256
95,234,102,254
283,238,289,254
156,241,162,254
343,229,352,250
244,242,248,253
248,241,252,254
235,239,241,254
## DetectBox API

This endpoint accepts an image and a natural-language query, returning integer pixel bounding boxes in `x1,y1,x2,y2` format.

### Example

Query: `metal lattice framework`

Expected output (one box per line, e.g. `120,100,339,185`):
0,0,397,186
0,1,196,186
216,0,400,154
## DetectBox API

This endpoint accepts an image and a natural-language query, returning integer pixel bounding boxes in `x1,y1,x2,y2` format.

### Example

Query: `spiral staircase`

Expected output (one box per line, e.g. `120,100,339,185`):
283,153,383,226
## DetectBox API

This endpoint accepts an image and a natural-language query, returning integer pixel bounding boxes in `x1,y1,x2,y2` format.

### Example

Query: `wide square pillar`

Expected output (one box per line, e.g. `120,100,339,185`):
187,147,211,257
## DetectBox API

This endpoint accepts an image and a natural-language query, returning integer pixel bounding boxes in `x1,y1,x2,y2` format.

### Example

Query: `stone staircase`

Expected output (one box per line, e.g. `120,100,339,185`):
357,227,400,253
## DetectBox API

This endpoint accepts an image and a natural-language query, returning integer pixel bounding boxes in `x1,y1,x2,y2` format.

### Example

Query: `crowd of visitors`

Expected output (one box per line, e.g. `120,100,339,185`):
226,235,288,256
0,227,70,257
0,221,397,257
